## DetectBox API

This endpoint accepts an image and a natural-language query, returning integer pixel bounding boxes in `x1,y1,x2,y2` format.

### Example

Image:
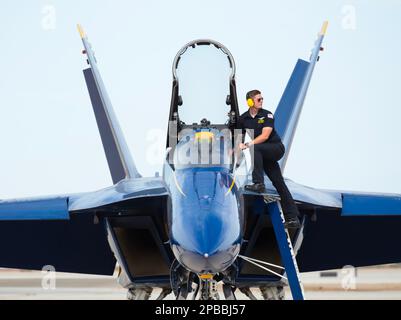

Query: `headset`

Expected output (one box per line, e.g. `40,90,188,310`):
246,92,255,108
246,90,261,108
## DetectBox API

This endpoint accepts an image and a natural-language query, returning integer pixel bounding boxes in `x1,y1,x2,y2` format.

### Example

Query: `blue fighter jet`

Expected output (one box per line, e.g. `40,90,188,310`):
0,22,401,300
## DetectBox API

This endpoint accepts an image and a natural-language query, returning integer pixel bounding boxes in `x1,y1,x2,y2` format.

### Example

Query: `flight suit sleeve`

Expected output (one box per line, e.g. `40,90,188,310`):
263,112,274,128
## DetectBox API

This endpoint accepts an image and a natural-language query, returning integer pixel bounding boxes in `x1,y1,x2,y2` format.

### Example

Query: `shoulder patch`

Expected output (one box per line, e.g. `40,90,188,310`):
267,113,274,119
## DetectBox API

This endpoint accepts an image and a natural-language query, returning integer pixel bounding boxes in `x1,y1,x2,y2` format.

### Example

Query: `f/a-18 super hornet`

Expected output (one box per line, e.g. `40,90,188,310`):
1,22,401,300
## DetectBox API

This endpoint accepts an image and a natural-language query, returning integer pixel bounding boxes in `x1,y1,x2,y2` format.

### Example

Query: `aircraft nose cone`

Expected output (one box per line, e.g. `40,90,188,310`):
172,243,240,274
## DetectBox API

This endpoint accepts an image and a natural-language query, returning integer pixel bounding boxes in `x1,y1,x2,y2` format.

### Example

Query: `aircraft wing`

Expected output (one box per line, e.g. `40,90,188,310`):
295,188,401,272
0,26,168,276
0,177,168,275
242,178,401,272
241,177,342,209
245,178,401,212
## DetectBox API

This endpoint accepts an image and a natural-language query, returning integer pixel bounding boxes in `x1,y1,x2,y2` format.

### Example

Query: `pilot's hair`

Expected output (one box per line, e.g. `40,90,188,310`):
246,90,261,100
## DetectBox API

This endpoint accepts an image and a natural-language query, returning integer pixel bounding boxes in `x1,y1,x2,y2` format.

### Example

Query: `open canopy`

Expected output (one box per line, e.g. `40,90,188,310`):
173,40,236,126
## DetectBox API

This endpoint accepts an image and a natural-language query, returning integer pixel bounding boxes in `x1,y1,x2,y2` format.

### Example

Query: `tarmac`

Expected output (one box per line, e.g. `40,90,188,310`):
1,265,401,300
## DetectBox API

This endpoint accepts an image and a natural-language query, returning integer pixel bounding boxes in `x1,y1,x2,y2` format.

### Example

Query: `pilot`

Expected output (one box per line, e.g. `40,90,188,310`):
238,90,301,228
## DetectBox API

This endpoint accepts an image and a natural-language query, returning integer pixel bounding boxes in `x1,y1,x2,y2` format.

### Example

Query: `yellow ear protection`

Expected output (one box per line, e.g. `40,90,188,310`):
247,98,254,108
247,90,262,108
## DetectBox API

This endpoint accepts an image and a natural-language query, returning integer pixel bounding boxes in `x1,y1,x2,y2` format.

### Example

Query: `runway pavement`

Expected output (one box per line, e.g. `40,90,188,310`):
0,266,401,300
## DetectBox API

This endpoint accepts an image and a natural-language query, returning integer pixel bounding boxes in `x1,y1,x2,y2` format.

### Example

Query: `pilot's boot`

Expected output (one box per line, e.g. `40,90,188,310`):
244,183,265,193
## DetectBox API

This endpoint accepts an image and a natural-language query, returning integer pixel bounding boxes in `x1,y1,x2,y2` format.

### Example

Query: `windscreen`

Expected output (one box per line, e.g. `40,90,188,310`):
173,129,233,170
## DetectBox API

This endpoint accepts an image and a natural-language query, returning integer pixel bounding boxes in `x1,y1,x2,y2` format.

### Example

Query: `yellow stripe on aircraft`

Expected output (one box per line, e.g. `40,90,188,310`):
173,171,186,197
225,175,236,196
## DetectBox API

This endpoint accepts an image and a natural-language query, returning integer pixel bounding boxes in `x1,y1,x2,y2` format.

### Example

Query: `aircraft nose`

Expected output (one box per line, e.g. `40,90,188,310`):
169,167,242,273
170,206,241,272
172,243,240,274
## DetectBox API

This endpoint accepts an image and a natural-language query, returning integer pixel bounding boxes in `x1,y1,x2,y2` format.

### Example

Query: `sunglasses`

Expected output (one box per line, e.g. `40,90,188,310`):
257,97,264,102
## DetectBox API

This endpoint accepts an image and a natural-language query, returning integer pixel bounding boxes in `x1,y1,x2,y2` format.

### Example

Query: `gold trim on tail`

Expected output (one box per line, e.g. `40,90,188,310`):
320,21,329,36
77,24,86,39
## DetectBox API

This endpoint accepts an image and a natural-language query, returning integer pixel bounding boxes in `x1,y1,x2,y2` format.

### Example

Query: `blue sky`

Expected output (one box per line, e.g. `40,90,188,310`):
0,0,400,198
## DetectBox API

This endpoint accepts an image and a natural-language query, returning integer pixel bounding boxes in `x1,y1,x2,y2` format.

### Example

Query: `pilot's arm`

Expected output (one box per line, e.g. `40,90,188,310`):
240,113,274,149
247,127,273,146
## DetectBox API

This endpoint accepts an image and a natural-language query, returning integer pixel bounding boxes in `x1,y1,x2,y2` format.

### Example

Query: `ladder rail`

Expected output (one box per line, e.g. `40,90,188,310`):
266,200,305,300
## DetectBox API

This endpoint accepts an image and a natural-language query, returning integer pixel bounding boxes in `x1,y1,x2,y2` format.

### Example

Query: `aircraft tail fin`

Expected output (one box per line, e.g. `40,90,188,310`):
78,25,141,184
274,21,328,172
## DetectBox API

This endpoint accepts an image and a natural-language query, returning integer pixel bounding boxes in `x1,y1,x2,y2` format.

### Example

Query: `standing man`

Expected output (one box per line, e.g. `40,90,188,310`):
238,90,301,228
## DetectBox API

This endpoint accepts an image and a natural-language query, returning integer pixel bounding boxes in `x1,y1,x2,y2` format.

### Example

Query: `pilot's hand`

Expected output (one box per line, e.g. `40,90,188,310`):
239,143,248,150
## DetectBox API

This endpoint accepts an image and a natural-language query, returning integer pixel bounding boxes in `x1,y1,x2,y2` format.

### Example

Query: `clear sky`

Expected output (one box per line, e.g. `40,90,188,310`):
0,0,400,198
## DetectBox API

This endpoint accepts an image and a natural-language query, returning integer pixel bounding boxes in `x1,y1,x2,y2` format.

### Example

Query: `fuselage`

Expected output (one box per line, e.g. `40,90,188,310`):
163,130,243,274
163,39,243,275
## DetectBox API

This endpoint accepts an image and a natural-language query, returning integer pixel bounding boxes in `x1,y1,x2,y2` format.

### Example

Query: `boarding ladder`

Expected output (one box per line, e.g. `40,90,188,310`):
263,196,305,300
